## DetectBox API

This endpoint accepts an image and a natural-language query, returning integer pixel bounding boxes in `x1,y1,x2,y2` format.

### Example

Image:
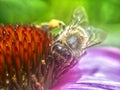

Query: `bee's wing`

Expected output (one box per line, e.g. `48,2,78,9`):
69,7,88,27
84,26,107,48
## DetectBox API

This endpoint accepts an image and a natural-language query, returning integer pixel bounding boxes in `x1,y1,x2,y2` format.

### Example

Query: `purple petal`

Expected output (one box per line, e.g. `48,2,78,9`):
51,47,120,90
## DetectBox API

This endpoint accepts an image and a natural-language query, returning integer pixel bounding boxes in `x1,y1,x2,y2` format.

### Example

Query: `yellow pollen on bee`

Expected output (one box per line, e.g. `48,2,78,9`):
49,19,62,28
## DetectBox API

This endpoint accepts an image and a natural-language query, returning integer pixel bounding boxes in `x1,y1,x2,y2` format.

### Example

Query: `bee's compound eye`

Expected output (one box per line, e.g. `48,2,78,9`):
52,44,72,60
53,45,62,52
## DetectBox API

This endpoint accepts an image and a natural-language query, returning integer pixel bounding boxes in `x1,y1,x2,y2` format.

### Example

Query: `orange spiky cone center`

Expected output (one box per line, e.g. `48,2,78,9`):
0,25,53,90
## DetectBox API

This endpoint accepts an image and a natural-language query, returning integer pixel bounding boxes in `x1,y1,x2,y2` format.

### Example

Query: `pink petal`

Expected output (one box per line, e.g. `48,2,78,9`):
51,47,120,90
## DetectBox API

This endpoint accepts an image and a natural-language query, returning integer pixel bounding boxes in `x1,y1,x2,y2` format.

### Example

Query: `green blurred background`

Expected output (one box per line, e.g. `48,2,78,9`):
0,0,120,47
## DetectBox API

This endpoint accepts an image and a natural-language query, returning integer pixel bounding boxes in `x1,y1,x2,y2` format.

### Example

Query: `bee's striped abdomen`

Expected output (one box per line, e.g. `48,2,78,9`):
0,25,53,90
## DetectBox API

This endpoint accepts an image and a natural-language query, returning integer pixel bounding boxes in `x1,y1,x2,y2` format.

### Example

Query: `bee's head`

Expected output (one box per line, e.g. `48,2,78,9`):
51,41,72,62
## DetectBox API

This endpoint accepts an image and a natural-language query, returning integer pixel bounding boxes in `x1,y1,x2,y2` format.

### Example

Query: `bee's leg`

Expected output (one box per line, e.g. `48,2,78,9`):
36,19,65,31
48,19,65,30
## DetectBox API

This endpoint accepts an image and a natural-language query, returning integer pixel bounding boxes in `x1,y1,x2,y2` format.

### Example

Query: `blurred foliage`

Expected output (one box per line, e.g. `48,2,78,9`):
0,0,50,24
0,0,120,46
0,0,120,24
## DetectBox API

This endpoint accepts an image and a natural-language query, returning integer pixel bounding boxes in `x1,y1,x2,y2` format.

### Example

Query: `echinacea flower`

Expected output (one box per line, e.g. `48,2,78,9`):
0,7,119,90
0,10,111,90
1,25,120,90
0,25,53,90
51,47,120,90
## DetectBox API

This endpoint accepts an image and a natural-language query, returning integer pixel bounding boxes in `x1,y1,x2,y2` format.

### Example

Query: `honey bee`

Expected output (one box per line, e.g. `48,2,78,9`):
51,8,106,63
